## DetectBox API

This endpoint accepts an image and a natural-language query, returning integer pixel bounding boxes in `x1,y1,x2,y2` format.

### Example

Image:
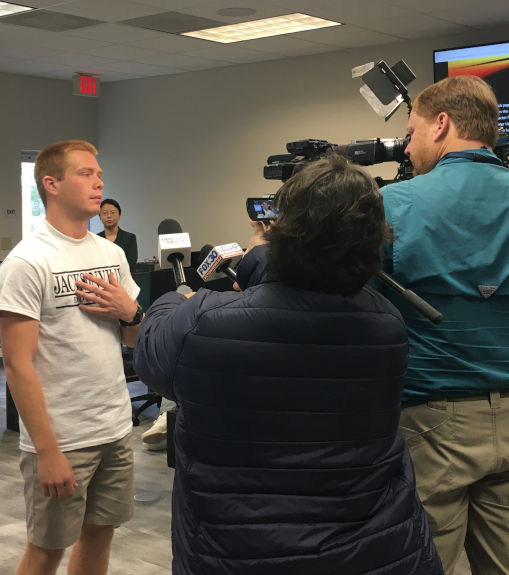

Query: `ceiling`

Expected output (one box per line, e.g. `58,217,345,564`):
0,0,508,83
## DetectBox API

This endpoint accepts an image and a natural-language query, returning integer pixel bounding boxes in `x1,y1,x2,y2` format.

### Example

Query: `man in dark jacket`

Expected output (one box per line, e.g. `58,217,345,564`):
133,155,444,575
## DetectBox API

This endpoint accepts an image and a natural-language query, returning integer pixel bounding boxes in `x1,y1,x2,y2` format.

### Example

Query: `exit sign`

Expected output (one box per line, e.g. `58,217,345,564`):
72,73,100,98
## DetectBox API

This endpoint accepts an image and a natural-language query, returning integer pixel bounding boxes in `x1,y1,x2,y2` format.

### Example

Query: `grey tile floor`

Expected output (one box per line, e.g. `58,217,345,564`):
0,365,472,574
0,373,173,575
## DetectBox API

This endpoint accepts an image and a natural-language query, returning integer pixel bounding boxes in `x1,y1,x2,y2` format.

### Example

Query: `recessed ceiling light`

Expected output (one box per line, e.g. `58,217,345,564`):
0,1,34,17
181,13,342,43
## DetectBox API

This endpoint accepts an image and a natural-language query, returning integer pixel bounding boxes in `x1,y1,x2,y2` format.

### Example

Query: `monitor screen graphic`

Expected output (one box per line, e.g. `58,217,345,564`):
433,41,509,132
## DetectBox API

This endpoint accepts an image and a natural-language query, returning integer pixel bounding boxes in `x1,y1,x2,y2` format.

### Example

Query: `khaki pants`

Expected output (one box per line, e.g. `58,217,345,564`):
20,433,134,549
400,393,509,575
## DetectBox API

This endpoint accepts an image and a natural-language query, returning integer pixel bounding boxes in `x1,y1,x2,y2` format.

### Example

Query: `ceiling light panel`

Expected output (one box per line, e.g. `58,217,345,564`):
181,13,342,43
0,1,33,17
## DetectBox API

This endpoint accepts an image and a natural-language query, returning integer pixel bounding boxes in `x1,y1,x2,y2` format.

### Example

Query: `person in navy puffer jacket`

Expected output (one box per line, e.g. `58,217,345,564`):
133,154,444,575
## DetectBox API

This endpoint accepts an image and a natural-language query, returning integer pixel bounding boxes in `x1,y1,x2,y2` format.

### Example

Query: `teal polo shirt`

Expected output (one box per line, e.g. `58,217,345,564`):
381,149,509,406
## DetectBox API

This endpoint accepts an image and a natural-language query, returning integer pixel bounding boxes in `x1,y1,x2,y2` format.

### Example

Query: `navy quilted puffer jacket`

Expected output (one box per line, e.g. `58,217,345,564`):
134,247,443,575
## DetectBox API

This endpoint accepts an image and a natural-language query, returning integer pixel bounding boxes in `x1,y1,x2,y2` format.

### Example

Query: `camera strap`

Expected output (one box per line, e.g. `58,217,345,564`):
440,151,503,166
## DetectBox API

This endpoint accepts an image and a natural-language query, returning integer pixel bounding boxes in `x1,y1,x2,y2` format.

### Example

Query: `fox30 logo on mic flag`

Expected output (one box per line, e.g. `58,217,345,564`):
197,243,243,281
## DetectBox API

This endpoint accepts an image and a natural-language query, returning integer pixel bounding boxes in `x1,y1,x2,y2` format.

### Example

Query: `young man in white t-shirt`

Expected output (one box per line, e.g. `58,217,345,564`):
0,140,143,575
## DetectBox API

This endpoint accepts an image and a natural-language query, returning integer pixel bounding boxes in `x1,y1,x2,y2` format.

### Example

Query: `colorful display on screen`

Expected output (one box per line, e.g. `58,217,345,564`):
434,42,509,132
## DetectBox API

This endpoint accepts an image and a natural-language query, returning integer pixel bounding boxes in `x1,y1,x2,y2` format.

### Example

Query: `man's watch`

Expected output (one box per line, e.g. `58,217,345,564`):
119,303,144,327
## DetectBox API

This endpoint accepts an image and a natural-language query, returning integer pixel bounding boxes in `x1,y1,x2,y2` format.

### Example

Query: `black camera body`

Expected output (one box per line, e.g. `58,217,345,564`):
335,137,408,165
263,139,336,182
263,137,411,183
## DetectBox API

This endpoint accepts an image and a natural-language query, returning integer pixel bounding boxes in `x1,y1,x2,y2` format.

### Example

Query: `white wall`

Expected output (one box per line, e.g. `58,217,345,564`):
1,24,507,262
97,24,509,259
0,72,98,260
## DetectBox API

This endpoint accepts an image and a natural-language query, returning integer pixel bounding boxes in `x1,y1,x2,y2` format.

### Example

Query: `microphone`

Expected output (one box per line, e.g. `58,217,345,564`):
377,271,443,324
157,219,192,294
198,244,214,265
197,242,244,283
158,218,182,235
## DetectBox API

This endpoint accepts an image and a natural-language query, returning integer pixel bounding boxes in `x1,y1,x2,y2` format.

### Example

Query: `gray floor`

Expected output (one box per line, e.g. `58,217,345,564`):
0,364,472,575
0,371,173,575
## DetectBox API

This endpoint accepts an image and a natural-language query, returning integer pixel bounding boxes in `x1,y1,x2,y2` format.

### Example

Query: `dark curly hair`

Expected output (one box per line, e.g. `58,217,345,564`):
266,153,392,295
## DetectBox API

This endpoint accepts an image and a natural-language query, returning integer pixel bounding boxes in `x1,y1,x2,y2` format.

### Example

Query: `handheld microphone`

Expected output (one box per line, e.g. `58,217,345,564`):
158,218,182,235
197,242,244,283
157,219,192,294
377,271,443,324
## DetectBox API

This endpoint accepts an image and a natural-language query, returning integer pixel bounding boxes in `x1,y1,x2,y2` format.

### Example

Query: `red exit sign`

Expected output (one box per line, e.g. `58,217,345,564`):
72,73,100,98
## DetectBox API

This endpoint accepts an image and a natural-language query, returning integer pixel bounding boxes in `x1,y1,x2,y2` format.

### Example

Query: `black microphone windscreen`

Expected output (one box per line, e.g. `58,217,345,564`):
158,219,182,235
199,244,214,263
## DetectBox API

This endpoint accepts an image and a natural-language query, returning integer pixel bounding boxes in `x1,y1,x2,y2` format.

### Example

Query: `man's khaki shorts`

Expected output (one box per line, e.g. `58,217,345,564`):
20,432,134,550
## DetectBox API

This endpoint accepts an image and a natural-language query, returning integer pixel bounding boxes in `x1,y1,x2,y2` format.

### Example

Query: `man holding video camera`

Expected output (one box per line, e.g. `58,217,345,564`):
381,75,509,575
133,154,443,575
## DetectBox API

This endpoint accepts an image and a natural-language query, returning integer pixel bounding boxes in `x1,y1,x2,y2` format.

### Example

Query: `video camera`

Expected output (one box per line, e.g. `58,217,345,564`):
260,59,417,186
263,139,334,182
263,137,412,183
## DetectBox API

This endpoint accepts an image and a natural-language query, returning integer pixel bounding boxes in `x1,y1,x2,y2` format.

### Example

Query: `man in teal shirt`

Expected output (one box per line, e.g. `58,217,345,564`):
382,75,509,575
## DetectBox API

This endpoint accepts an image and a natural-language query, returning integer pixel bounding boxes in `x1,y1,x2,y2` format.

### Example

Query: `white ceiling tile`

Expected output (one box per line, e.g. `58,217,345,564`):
430,2,509,28
118,46,189,67
127,0,218,12
306,0,422,24
129,33,211,53
162,53,235,70
83,43,171,62
0,58,75,74
0,24,114,51
360,14,471,40
0,41,61,60
241,35,345,57
39,33,114,51
132,0,230,10
97,59,183,75
34,52,122,70
0,0,508,82
98,70,145,81
186,44,282,64
263,0,352,15
296,25,403,48
385,0,477,12
0,22,43,42
46,68,94,80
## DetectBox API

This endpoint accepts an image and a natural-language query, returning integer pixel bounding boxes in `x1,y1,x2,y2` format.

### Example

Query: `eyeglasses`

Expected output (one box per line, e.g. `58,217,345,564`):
101,210,119,216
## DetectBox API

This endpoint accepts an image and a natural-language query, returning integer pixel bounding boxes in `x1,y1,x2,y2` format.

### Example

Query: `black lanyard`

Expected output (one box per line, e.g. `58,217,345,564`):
440,151,503,166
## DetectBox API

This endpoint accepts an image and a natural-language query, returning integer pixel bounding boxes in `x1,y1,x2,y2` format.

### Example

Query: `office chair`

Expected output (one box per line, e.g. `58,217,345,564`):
122,345,161,426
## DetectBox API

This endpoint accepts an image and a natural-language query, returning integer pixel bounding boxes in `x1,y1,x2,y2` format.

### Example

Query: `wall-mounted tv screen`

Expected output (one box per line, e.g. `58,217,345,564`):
433,41,509,133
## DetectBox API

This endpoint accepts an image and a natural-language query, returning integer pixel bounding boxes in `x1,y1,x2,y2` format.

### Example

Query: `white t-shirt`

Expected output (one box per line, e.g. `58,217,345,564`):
0,220,140,452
